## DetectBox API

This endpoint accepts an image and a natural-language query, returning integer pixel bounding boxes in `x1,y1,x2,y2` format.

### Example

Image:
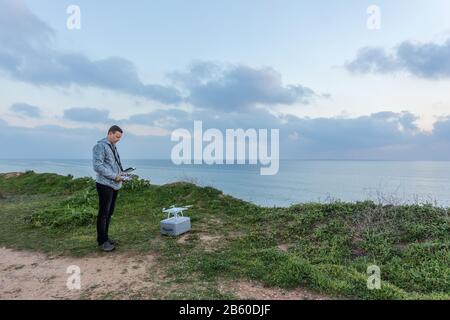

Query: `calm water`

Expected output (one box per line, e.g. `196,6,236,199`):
1,159,449,207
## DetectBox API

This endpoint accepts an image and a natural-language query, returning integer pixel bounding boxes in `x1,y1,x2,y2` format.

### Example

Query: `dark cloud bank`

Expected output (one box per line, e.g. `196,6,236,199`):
346,39,450,79
0,0,319,110
2,109,450,160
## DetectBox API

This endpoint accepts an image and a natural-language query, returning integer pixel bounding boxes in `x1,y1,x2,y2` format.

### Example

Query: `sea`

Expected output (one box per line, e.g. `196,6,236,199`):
1,159,449,208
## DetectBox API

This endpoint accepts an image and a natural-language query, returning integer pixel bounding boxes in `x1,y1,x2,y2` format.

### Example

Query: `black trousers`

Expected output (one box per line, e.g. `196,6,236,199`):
96,183,119,245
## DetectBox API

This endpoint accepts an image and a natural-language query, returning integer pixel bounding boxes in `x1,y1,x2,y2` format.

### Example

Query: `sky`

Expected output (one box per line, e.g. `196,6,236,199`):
1,0,450,159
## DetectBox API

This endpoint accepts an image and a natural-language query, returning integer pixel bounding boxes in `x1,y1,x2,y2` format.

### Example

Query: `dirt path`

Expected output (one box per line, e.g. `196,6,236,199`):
0,247,157,299
221,281,332,300
0,247,332,300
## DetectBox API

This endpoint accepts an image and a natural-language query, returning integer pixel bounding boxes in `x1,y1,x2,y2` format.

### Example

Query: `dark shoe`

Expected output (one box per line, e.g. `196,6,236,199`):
100,241,115,252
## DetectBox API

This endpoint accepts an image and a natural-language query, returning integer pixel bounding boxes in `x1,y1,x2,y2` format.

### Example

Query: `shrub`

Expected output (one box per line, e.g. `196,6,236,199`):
25,187,98,228
25,206,97,228
122,175,151,191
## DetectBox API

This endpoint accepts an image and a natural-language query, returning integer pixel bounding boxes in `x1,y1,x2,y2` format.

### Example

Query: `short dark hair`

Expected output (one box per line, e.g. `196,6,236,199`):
108,125,123,134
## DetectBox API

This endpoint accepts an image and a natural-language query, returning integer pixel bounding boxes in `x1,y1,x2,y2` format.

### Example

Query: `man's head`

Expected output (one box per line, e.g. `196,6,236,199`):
107,125,123,145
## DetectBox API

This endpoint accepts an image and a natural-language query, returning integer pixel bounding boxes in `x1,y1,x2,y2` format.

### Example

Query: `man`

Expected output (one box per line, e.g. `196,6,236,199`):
92,125,125,252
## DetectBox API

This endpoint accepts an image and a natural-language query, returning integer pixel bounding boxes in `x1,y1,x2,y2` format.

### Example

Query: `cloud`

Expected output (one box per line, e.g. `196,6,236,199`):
2,108,450,160
63,108,111,123
127,109,191,129
346,39,450,79
0,0,182,104
281,111,422,152
171,61,321,111
0,1,326,113
107,107,450,160
346,47,399,74
0,0,54,49
279,111,449,160
9,103,41,118
432,116,450,139
0,122,172,159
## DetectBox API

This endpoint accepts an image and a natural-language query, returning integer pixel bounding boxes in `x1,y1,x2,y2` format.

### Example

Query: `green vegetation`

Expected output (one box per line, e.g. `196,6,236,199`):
0,171,449,299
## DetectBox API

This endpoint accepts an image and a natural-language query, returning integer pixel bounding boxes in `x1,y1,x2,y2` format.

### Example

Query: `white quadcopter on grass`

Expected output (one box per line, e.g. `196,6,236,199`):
160,205,193,236
162,205,193,219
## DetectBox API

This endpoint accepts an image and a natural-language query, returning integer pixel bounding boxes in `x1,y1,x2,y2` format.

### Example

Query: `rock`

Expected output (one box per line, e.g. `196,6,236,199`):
4,172,24,179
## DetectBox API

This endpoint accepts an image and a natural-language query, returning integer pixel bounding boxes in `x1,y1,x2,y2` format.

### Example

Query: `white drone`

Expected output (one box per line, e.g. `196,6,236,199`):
162,205,193,219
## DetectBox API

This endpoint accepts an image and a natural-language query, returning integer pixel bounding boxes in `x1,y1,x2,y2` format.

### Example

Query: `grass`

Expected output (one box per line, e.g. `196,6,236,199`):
0,171,449,300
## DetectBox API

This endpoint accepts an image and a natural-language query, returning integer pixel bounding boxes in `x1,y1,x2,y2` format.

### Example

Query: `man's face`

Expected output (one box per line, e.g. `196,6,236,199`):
108,131,122,145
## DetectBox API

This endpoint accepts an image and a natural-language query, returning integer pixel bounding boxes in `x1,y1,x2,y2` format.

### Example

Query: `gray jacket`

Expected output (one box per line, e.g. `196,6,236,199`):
92,138,123,190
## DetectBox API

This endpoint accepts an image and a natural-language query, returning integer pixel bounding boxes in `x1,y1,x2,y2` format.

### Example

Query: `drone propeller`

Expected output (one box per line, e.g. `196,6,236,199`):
162,205,193,218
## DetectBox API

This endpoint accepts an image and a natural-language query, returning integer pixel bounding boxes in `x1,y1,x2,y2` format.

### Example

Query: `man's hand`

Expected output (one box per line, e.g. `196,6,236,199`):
114,174,124,182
